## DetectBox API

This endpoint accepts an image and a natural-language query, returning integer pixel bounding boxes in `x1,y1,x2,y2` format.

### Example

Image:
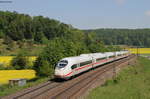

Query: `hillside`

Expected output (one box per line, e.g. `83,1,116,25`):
0,39,45,56
84,29,150,47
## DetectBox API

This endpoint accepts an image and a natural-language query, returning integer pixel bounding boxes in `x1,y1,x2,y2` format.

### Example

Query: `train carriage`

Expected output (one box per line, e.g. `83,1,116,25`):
92,53,107,67
54,51,130,79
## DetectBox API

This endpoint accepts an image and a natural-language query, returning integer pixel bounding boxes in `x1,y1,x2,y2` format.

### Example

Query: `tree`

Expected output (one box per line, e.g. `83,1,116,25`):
11,50,30,70
34,32,45,43
33,38,64,76
88,42,106,53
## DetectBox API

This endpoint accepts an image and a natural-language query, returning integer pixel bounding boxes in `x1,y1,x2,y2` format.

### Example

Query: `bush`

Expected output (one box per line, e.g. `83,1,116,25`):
11,51,30,70
34,60,53,77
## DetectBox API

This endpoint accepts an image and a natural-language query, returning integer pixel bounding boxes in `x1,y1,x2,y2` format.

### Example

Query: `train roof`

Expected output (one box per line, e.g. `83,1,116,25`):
59,51,129,65
61,55,92,64
104,52,115,56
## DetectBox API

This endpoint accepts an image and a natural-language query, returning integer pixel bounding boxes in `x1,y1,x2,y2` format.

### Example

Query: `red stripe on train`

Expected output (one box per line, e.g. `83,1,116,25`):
75,64,91,71
64,71,73,76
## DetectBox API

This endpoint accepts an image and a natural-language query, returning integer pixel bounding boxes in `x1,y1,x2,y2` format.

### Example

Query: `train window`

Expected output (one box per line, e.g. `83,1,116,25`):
96,57,106,61
80,60,92,67
71,64,77,69
57,60,68,68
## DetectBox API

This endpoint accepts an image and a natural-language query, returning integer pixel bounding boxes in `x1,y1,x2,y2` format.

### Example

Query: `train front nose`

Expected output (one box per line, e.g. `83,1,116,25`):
55,59,68,78
54,68,64,78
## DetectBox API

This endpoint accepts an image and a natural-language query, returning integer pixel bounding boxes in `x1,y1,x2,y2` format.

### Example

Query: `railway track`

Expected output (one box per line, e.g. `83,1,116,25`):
3,81,62,99
3,55,136,99
50,55,136,99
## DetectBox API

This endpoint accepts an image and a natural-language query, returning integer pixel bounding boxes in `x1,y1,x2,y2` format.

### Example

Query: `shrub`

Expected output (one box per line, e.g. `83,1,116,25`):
34,59,53,77
11,51,30,70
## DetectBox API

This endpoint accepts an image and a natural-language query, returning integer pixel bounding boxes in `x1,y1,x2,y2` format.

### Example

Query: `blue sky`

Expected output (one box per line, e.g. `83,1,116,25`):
0,0,150,29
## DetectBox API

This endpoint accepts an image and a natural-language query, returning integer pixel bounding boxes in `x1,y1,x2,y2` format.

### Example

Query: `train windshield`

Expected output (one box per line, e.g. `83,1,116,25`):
57,60,68,68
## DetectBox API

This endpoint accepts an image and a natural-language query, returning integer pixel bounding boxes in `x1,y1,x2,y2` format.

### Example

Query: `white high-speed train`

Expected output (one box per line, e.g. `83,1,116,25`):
54,51,130,79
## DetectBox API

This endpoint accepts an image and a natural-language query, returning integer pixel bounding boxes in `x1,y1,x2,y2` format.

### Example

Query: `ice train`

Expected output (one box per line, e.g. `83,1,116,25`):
54,51,130,79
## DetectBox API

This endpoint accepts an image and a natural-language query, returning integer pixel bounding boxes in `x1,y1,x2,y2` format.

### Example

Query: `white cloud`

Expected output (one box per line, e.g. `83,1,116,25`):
115,0,125,5
145,10,150,16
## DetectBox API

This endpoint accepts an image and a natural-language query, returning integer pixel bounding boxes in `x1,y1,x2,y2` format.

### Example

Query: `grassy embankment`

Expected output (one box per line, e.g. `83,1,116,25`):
0,77,49,97
88,57,150,99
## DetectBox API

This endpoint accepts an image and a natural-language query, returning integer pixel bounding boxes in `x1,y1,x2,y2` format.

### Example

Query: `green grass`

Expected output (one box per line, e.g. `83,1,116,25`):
0,77,50,97
140,54,150,57
88,57,150,99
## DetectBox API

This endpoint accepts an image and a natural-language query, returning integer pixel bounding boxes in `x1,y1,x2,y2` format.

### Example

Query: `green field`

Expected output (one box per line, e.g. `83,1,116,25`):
87,57,150,99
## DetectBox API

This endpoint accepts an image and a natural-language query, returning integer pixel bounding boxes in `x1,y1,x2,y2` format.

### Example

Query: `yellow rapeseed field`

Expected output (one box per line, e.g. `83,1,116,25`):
0,70,36,84
0,56,37,66
127,48,150,54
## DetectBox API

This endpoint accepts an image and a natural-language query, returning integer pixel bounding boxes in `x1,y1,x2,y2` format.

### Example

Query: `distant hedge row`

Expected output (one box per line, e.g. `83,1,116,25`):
85,29,150,47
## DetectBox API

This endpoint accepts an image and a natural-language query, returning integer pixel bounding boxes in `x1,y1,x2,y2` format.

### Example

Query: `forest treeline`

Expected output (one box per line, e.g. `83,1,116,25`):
84,29,150,47
0,11,75,43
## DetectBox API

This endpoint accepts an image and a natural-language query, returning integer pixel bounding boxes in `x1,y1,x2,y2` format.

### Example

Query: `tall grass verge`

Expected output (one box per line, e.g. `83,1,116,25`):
88,57,150,99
